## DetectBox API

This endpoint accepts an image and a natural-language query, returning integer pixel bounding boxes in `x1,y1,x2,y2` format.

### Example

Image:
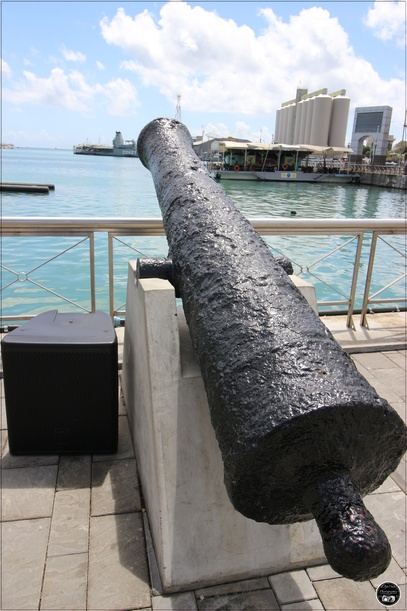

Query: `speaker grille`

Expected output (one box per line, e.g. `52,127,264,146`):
3,342,118,454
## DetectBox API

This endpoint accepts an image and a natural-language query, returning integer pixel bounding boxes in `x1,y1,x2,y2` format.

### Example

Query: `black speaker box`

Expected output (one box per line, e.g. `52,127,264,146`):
1,310,118,455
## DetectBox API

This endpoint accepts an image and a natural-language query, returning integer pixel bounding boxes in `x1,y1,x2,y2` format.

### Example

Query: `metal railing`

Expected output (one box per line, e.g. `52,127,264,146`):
1,217,405,327
354,164,406,175
304,163,406,176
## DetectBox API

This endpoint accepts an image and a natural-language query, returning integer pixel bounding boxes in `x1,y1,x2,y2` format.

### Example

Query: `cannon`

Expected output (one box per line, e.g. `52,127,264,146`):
136,118,406,582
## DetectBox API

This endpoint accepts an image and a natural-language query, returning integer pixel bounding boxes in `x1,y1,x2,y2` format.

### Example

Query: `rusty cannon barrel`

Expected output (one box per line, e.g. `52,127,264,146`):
137,118,406,582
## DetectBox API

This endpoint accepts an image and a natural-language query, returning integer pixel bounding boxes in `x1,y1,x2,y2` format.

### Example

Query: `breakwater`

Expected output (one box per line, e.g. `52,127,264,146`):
1,181,55,193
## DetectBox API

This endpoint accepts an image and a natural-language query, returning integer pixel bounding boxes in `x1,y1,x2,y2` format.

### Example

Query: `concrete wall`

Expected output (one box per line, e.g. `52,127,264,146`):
359,173,407,189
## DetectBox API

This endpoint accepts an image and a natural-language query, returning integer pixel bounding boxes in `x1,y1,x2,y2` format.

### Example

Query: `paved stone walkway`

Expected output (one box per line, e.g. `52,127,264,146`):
1,325,405,610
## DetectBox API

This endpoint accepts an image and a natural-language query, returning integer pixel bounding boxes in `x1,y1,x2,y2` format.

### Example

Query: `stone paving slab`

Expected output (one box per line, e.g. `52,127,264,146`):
365,491,406,570
2,517,50,609
313,577,384,610
322,311,407,353
369,365,406,396
2,464,58,521
91,456,142,516
40,552,88,610
353,351,402,369
47,488,90,556
386,350,407,368
390,399,407,422
152,592,198,610
306,564,341,581
370,376,405,405
57,454,92,490
88,512,150,610
391,454,407,493
268,570,318,606
369,558,407,589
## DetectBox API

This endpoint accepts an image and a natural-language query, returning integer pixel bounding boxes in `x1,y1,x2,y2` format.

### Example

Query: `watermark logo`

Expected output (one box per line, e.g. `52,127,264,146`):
376,582,401,607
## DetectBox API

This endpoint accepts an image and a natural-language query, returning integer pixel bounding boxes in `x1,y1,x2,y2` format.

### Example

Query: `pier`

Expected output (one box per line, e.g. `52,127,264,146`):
0,182,55,193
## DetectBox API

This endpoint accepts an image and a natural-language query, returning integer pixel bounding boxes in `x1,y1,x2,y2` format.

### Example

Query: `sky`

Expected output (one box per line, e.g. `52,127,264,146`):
1,1,406,149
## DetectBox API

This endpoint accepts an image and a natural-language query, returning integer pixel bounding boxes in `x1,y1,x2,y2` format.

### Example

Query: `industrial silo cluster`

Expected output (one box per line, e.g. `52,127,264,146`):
274,88,350,147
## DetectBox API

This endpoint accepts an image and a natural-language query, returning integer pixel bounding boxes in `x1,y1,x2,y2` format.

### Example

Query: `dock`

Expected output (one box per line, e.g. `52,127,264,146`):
1,182,55,193
1,311,405,610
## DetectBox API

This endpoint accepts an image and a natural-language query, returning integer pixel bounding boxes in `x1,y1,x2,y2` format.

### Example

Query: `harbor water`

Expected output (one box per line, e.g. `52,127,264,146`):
1,147,405,319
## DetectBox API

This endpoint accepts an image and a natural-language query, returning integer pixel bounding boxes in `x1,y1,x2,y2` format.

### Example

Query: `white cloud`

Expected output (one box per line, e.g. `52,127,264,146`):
100,3,405,139
100,78,139,116
198,121,273,143
3,128,59,145
2,67,138,116
3,68,92,111
100,4,260,111
60,46,86,63
96,60,105,70
1,59,12,76
364,1,406,47
200,122,230,139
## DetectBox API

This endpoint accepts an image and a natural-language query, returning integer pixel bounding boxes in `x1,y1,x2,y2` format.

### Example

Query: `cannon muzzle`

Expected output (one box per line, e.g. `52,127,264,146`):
137,118,406,581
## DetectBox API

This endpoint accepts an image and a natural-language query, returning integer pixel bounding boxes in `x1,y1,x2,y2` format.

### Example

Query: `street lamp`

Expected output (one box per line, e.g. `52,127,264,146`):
371,125,379,166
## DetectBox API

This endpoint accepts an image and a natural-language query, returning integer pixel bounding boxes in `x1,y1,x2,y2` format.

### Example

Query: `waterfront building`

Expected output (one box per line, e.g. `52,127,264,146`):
349,106,393,165
274,87,350,148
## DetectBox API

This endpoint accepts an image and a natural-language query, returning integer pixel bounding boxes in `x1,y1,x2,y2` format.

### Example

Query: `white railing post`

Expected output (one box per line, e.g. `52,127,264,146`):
346,232,364,328
360,232,379,327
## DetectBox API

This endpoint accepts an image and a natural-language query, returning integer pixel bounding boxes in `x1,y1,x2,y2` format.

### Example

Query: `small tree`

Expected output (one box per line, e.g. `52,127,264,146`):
389,140,407,160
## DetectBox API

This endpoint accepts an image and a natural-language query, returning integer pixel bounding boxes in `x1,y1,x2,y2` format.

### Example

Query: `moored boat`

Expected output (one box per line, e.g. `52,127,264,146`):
73,131,138,157
205,141,359,184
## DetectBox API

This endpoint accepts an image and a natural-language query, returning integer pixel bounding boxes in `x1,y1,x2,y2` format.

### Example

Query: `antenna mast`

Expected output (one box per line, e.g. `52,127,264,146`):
175,95,182,122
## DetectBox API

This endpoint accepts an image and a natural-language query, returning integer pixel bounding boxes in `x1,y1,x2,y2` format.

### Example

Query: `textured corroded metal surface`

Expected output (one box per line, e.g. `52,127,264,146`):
137,118,406,581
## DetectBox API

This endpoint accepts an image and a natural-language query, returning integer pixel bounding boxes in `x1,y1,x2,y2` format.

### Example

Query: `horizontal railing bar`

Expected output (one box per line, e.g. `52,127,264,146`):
1,217,405,236
318,300,351,307
368,298,407,304
251,219,405,235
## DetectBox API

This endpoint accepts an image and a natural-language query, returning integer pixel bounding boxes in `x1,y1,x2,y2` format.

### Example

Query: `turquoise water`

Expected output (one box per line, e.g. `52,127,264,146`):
1,148,406,318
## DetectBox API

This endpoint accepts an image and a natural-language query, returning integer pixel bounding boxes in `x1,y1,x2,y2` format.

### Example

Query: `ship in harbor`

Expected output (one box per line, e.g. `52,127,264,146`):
73,131,138,157
206,141,358,184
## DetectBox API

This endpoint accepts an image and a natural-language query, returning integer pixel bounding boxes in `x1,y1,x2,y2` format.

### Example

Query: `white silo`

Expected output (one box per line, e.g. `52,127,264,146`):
278,106,284,142
310,94,333,146
304,97,315,144
299,100,308,144
280,106,289,143
286,104,296,144
275,108,282,142
328,95,350,147
293,100,304,144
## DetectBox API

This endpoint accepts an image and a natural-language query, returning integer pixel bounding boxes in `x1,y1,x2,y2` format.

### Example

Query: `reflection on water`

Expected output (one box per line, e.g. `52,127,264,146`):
221,180,406,220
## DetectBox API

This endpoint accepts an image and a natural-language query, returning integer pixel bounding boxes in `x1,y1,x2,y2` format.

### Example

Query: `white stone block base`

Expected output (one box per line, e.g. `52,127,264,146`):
121,261,324,593
289,275,318,313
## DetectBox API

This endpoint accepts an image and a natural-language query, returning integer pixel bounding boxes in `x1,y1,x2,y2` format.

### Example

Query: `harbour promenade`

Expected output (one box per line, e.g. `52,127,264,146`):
1,312,406,610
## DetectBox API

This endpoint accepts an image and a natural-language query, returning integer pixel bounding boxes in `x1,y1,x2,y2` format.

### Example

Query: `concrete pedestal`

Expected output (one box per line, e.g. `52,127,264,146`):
121,261,325,593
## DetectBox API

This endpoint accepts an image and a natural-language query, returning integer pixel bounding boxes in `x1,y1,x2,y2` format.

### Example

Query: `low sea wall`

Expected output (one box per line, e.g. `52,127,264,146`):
359,172,407,189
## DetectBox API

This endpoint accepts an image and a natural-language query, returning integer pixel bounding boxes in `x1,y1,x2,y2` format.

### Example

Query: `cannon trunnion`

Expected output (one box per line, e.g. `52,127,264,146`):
137,118,406,582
